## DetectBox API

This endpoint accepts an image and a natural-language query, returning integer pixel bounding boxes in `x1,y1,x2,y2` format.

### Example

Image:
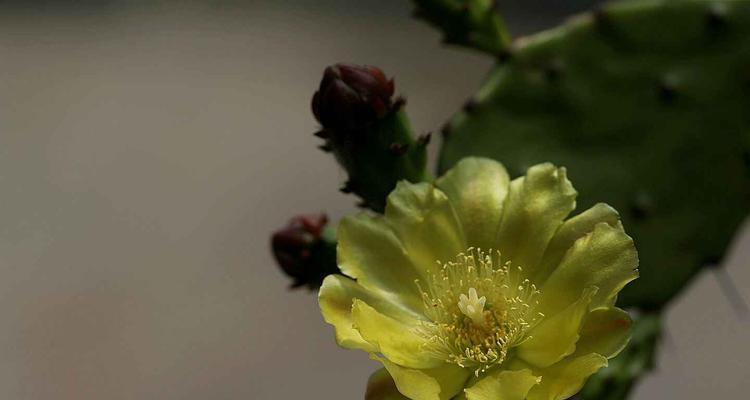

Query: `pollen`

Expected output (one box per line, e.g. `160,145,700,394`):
416,248,543,375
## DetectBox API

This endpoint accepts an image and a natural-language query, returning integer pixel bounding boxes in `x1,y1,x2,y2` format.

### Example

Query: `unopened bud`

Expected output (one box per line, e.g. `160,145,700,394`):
312,63,395,131
271,214,336,288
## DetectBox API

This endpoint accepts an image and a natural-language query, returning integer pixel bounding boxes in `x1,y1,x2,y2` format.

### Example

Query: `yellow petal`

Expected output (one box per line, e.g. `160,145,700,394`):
366,368,410,400
574,307,632,359
464,369,540,400
534,203,621,284
517,287,597,368
352,299,443,369
338,214,423,313
318,274,417,352
526,354,608,400
384,181,467,277
495,163,577,277
537,222,638,318
374,355,470,400
435,157,510,250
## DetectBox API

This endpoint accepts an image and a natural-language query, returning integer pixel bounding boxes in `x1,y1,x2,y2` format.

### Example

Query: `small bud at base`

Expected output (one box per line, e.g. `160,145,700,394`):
271,214,330,288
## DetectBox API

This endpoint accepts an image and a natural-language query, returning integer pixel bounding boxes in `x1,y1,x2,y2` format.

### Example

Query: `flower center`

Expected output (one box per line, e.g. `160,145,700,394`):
416,248,542,374
458,287,487,327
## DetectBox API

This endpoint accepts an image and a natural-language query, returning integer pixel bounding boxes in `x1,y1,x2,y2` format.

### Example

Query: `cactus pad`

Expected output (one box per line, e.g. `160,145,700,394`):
439,0,750,309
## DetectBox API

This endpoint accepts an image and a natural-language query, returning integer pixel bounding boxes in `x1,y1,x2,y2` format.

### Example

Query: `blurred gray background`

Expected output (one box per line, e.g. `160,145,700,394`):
0,1,747,399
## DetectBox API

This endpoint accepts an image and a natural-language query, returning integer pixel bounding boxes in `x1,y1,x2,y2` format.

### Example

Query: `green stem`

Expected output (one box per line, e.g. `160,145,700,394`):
411,0,511,56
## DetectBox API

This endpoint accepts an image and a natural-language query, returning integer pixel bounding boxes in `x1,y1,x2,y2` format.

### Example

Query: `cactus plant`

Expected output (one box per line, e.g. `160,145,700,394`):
439,0,750,310
271,1,750,398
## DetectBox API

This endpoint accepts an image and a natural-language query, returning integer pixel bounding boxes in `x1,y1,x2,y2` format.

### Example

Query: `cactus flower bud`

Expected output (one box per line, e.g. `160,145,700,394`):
309,63,428,213
271,213,338,289
312,63,395,131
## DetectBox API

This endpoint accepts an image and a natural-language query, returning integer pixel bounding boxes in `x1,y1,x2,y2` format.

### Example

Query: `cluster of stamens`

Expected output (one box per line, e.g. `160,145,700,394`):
416,248,543,375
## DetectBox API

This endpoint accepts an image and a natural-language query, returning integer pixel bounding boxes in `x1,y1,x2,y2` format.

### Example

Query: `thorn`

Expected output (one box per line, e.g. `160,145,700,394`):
441,123,452,139
630,191,655,221
630,205,649,221
442,33,468,47
389,142,409,156
703,254,722,267
313,130,330,139
593,6,610,28
497,48,513,63
544,60,563,83
712,266,749,319
463,98,479,114
393,96,407,111
340,180,354,194
591,5,633,51
706,4,728,31
417,133,432,147
289,280,307,289
318,143,333,152
657,81,677,104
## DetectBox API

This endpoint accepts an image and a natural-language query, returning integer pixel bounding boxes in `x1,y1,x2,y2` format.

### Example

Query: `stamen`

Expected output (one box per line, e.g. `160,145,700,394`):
416,248,542,374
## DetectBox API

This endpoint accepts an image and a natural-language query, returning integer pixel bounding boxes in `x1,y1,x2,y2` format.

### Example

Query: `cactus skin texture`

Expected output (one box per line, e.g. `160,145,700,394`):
322,107,430,213
439,0,750,310
411,0,510,55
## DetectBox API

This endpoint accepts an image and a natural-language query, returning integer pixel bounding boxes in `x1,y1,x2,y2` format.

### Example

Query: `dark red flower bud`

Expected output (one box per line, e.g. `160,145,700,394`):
271,213,336,288
312,63,395,130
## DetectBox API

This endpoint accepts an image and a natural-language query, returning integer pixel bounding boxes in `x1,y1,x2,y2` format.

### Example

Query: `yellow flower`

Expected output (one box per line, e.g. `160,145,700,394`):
319,158,638,400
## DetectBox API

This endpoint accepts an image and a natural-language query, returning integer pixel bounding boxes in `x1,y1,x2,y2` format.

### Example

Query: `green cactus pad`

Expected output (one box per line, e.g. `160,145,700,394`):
439,0,750,309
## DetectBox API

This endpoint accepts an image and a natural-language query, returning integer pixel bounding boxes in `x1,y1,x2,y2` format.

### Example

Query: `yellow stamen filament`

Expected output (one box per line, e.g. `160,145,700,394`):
416,248,543,375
